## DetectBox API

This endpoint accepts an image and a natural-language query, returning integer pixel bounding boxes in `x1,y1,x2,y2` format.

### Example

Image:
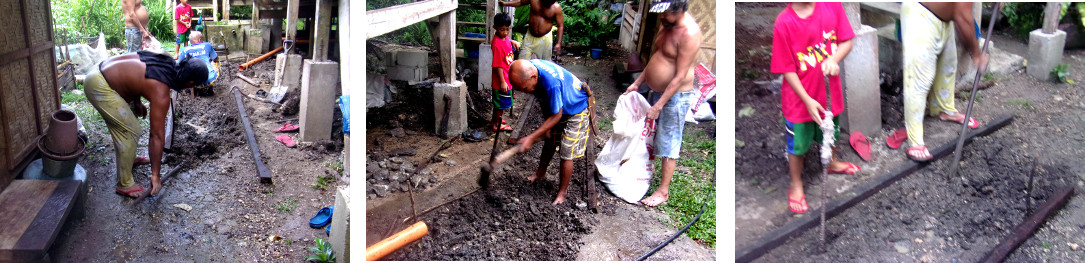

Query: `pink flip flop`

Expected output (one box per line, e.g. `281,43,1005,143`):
849,131,874,161
886,129,907,149
274,123,300,132
276,134,296,148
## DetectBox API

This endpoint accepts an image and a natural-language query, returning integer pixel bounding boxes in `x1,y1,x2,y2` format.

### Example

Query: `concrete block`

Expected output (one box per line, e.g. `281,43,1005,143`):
299,60,340,142
275,54,304,91
245,28,270,54
1027,29,1066,80
396,49,429,67
330,186,350,263
839,25,881,136
478,44,493,92
433,81,468,137
387,65,427,82
205,24,246,52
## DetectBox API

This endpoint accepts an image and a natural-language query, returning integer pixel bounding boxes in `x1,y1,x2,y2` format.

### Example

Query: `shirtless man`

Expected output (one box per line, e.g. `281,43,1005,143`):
123,0,152,53
500,0,564,60
84,51,207,197
896,2,989,161
624,0,701,207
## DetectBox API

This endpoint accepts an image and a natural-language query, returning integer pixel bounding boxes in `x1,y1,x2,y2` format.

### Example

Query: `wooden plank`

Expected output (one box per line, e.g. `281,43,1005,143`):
456,36,487,43
0,180,56,250
13,180,79,253
859,2,901,18
980,187,1075,263
367,0,458,39
232,88,273,183
457,21,486,27
736,115,1014,263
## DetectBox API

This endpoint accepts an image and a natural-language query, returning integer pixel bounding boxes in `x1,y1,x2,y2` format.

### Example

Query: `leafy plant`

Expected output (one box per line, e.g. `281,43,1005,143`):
306,238,335,263
1052,64,1075,84
276,198,298,213
312,174,336,190
514,0,617,47
52,0,176,49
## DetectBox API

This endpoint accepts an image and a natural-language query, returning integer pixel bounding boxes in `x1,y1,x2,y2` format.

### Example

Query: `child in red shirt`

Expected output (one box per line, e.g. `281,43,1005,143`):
770,2,859,214
174,0,194,57
490,13,520,132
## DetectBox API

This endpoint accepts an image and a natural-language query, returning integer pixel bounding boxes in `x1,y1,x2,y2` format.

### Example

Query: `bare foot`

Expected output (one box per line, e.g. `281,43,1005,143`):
552,194,566,205
115,185,146,198
527,171,545,182
150,176,162,195
640,191,669,207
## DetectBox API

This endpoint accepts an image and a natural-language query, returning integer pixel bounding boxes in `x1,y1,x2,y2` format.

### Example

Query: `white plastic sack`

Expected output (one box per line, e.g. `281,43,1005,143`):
596,92,655,203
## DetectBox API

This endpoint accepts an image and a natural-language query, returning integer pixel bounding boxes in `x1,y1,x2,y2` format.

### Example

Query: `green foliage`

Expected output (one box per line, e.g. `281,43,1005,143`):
1009,99,1034,110
276,198,299,213
306,238,335,263
52,0,177,49
312,173,336,191
648,130,717,247
1052,64,1075,84
738,106,756,118
229,5,253,20
559,0,618,47
1002,3,1070,39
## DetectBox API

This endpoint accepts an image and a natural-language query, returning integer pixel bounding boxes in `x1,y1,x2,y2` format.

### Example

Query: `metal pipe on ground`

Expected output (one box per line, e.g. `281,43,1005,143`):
736,115,1014,263
238,46,284,71
232,87,274,183
366,221,429,261
980,187,1075,263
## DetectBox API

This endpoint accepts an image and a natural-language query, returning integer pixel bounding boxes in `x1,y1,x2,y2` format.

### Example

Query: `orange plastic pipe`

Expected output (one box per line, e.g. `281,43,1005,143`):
365,221,429,261
238,46,284,71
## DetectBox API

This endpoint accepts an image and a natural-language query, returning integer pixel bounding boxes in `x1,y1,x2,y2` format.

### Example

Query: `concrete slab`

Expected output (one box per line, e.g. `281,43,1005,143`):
330,186,350,263
388,65,427,82
959,39,1025,85
299,60,340,142
478,44,493,92
275,54,303,91
1027,29,1066,80
840,25,882,136
433,81,468,138
395,49,429,67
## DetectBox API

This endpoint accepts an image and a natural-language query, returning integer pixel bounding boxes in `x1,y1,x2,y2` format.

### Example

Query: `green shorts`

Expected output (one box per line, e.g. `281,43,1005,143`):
784,116,840,155
176,30,190,45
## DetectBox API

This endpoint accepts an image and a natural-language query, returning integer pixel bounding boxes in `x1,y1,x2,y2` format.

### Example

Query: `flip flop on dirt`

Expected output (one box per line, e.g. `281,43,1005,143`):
886,129,907,149
462,130,489,142
788,189,808,214
640,193,668,207
827,162,860,175
134,156,152,166
115,185,146,198
849,131,874,161
493,124,513,132
276,134,297,148
940,113,979,129
907,145,933,162
273,123,300,132
309,206,334,228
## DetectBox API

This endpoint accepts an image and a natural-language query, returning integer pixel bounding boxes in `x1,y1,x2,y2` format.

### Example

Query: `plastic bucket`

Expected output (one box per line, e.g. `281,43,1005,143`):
590,48,602,59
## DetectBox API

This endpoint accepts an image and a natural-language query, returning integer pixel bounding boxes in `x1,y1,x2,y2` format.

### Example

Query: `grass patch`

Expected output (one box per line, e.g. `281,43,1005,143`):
276,198,299,213
312,174,336,191
645,129,716,247
1009,99,1034,110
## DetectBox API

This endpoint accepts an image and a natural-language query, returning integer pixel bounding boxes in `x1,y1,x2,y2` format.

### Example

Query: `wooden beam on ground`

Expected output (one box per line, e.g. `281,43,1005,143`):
1042,2,1061,34
232,87,274,183
366,0,459,39
980,186,1075,263
736,115,1015,263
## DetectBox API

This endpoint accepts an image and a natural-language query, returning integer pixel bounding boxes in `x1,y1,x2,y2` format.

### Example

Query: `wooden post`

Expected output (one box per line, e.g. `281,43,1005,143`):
223,0,230,22
312,0,333,61
1042,2,1060,34
285,0,300,50
429,11,456,82
252,1,260,29
486,0,496,40
212,0,219,21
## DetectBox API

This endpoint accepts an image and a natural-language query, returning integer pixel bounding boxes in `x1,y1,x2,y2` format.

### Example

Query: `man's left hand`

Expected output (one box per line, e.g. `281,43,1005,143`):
133,102,148,118
518,135,535,153
553,43,562,55
821,60,840,76
647,105,662,120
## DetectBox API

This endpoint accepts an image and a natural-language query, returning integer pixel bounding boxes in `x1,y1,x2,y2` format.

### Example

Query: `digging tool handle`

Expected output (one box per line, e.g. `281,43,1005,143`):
950,3,1001,176
486,147,522,171
131,160,187,204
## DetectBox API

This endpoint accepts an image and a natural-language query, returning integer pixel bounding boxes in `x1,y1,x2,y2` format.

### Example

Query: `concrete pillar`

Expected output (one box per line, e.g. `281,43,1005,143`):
839,25,881,136
271,18,284,50
339,0,350,96
275,53,304,90
312,0,333,61
299,60,340,142
434,81,468,138
330,186,350,263
245,28,270,54
478,43,493,92
1027,29,1066,80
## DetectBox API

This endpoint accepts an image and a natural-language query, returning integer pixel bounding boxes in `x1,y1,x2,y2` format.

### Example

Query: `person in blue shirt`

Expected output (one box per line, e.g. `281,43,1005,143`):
508,59,594,205
176,31,218,91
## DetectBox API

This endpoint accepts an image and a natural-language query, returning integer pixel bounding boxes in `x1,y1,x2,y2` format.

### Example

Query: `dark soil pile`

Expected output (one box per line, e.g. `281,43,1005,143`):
756,131,1077,262
166,93,243,164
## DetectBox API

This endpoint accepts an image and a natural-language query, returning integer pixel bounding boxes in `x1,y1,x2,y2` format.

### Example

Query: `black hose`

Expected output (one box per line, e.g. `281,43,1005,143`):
636,175,716,261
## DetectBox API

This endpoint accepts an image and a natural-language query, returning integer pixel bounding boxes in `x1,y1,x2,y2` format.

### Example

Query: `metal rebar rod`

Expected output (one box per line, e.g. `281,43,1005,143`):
949,2,1002,178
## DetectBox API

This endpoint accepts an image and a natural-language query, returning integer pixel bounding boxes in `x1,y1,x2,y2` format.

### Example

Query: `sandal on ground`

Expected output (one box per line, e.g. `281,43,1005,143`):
273,123,300,132
849,131,873,161
788,189,808,214
493,124,513,132
115,185,146,198
276,134,297,148
309,206,334,228
462,130,489,142
827,162,860,175
886,129,907,149
940,113,979,129
906,145,934,162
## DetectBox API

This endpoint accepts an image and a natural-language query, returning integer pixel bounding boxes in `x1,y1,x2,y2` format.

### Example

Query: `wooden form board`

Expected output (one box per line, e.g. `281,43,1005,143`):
0,180,80,261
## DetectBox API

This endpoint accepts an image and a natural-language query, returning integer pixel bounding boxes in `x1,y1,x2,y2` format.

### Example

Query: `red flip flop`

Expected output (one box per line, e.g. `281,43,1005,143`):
849,131,874,161
274,123,300,132
276,134,296,148
940,114,979,129
134,156,152,166
827,162,860,175
788,189,808,214
115,185,146,198
886,129,907,149
493,124,513,132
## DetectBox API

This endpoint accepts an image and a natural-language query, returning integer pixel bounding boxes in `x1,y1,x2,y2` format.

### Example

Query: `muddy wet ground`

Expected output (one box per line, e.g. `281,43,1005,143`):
366,44,716,260
50,57,345,261
736,2,1085,261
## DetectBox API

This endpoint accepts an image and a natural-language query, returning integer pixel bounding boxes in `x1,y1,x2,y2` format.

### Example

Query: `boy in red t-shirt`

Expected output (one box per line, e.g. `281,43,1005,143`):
490,13,520,132
174,0,194,58
770,2,859,214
